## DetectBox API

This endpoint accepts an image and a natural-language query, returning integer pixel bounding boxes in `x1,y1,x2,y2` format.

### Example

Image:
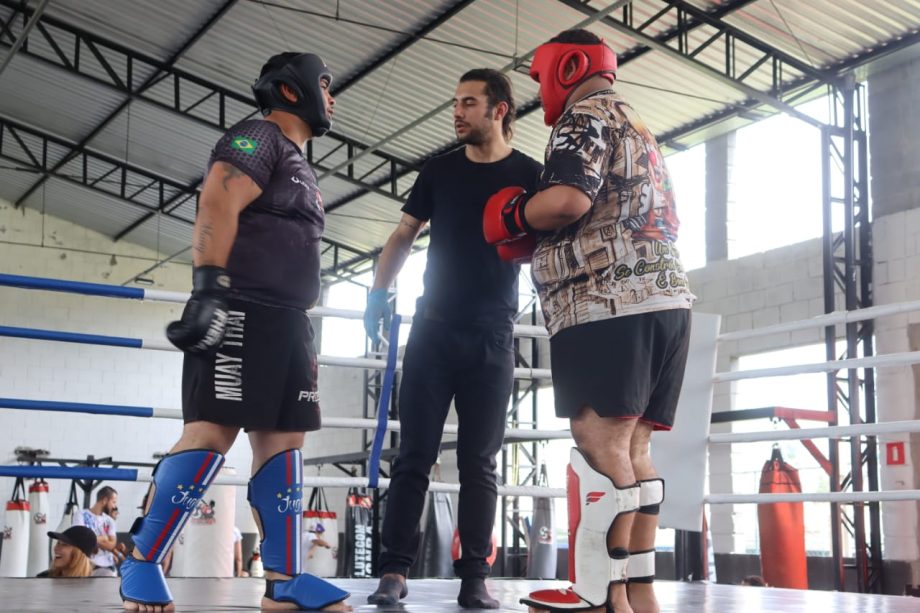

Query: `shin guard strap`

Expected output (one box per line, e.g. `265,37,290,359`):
610,547,630,584
248,448,303,576
120,555,173,606
637,478,664,515
627,548,656,583
131,449,224,563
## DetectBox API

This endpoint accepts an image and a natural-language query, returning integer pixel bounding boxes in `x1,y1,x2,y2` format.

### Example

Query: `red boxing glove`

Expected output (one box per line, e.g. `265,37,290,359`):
483,186,533,245
496,234,536,264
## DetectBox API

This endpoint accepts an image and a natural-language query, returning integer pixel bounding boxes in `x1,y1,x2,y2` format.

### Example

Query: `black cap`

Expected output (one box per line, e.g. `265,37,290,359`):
48,526,97,557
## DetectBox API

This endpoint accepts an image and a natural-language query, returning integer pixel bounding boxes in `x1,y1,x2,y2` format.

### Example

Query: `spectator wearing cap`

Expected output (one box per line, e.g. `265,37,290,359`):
38,526,97,578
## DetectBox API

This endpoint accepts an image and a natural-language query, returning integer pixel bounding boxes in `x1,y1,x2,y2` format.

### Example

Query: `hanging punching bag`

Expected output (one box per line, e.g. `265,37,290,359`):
527,464,557,579
415,490,455,578
527,496,557,579
0,479,31,577
758,446,808,589
27,480,50,577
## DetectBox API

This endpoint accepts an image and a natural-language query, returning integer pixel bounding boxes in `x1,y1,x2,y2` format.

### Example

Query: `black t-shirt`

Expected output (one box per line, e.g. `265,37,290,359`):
208,120,325,310
402,147,543,325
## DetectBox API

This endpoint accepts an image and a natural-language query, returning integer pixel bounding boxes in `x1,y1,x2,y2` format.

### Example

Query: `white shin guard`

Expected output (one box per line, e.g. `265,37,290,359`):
522,448,639,610
627,478,665,584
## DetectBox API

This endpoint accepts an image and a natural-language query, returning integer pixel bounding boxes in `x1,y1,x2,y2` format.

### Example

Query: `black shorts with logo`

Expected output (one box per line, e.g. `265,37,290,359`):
549,308,691,430
181,296,321,432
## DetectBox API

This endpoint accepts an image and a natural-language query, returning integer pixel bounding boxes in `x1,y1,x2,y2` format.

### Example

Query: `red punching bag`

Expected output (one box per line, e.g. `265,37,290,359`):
757,446,808,589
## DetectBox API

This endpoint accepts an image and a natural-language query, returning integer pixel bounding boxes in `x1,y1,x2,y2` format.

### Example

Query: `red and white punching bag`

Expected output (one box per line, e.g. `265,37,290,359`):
0,481,31,577
27,480,50,577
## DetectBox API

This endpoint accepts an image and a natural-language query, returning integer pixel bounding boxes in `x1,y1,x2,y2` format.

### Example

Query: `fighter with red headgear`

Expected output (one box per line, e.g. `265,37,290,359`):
483,30,694,613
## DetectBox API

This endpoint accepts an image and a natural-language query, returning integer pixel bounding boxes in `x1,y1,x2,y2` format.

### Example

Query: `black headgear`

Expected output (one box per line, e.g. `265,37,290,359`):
252,53,333,137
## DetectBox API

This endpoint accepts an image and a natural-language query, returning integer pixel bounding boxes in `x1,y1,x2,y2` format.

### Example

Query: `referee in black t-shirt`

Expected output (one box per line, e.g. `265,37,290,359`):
364,69,542,609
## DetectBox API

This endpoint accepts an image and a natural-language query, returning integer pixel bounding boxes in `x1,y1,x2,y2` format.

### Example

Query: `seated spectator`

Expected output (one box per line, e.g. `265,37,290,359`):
38,526,97,578
72,485,119,577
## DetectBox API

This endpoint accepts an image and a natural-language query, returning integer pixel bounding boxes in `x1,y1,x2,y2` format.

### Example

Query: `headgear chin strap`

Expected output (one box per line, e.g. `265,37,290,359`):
252,53,333,137
529,40,617,126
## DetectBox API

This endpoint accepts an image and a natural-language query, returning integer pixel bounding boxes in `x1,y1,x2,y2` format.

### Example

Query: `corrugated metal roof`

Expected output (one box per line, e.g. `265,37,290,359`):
19,177,150,237
0,0,917,275
176,0,456,95
0,54,126,142
44,0,227,60
87,100,220,184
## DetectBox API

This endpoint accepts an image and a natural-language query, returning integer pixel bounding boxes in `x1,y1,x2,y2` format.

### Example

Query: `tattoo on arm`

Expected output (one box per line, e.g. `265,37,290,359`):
220,163,250,192
195,222,214,256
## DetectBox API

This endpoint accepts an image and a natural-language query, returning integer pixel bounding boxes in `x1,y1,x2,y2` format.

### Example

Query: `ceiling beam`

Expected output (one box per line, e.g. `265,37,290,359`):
0,116,374,261
556,0,834,128
0,0,419,213
331,0,476,97
10,0,240,208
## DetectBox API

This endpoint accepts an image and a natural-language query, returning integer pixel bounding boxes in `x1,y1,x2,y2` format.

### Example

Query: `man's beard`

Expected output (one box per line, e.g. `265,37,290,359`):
458,126,487,145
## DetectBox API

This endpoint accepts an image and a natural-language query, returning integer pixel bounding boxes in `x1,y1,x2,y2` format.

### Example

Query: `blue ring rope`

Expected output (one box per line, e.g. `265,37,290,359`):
0,398,154,418
0,325,143,348
368,314,401,488
0,465,140,481
0,273,145,299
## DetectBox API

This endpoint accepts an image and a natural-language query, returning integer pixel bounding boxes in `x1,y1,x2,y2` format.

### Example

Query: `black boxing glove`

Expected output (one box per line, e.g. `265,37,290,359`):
166,266,231,354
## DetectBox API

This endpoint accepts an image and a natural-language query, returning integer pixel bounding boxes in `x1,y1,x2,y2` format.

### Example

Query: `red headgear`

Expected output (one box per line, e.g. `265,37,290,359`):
529,40,617,126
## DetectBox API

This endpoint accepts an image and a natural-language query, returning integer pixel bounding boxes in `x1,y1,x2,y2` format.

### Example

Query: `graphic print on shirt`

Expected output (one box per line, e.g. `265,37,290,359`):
532,92,694,335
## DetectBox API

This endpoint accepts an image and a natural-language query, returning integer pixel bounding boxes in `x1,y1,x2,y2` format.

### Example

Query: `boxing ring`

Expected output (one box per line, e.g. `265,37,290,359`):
1,272,920,612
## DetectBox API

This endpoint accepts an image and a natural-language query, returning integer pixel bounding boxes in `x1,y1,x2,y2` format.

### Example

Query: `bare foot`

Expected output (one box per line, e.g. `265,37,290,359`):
260,595,352,611
123,602,175,613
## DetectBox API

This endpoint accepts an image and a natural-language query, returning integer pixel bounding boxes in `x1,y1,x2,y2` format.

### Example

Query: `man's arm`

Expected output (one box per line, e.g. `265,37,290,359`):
96,516,117,550
234,540,243,576
193,161,263,266
522,184,592,231
371,213,427,290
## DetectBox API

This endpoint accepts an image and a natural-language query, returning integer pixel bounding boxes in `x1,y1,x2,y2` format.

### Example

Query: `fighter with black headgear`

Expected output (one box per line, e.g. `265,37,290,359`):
119,52,352,612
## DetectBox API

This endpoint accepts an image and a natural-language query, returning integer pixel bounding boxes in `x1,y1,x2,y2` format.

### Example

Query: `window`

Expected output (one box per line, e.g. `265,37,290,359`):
666,145,706,271
728,95,832,259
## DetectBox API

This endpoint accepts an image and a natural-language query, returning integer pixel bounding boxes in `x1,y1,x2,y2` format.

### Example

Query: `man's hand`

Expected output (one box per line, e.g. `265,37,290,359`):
483,186,532,245
166,266,231,354
364,288,392,342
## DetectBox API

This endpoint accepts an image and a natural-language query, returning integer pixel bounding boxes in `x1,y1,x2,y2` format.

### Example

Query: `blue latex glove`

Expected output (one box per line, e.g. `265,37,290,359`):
364,288,392,342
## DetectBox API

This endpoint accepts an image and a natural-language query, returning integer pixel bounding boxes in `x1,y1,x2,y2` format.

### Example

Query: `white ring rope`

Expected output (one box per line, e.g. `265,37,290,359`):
709,419,920,444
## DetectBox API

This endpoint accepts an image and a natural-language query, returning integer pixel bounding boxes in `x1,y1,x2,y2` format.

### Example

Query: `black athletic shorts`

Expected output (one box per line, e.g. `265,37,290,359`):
549,308,691,430
181,296,321,432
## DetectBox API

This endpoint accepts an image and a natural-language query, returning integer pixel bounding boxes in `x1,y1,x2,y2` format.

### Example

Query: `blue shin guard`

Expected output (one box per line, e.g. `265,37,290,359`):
248,448,304,576
250,449,350,607
131,449,225,563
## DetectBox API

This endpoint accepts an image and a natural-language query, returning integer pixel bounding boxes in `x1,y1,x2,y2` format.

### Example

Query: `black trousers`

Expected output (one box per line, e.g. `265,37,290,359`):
378,317,514,579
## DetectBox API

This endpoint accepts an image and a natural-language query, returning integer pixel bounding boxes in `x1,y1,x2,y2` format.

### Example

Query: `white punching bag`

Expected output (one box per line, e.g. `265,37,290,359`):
27,480,50,577
170,466,236,577
0,481,31,577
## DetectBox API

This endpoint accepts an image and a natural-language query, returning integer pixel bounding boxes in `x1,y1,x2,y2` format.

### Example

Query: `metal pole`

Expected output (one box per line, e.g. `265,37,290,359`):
0,0,50,80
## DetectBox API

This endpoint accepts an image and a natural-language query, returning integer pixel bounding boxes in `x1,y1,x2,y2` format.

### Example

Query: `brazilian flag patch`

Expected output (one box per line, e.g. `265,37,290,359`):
231,136,258,155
